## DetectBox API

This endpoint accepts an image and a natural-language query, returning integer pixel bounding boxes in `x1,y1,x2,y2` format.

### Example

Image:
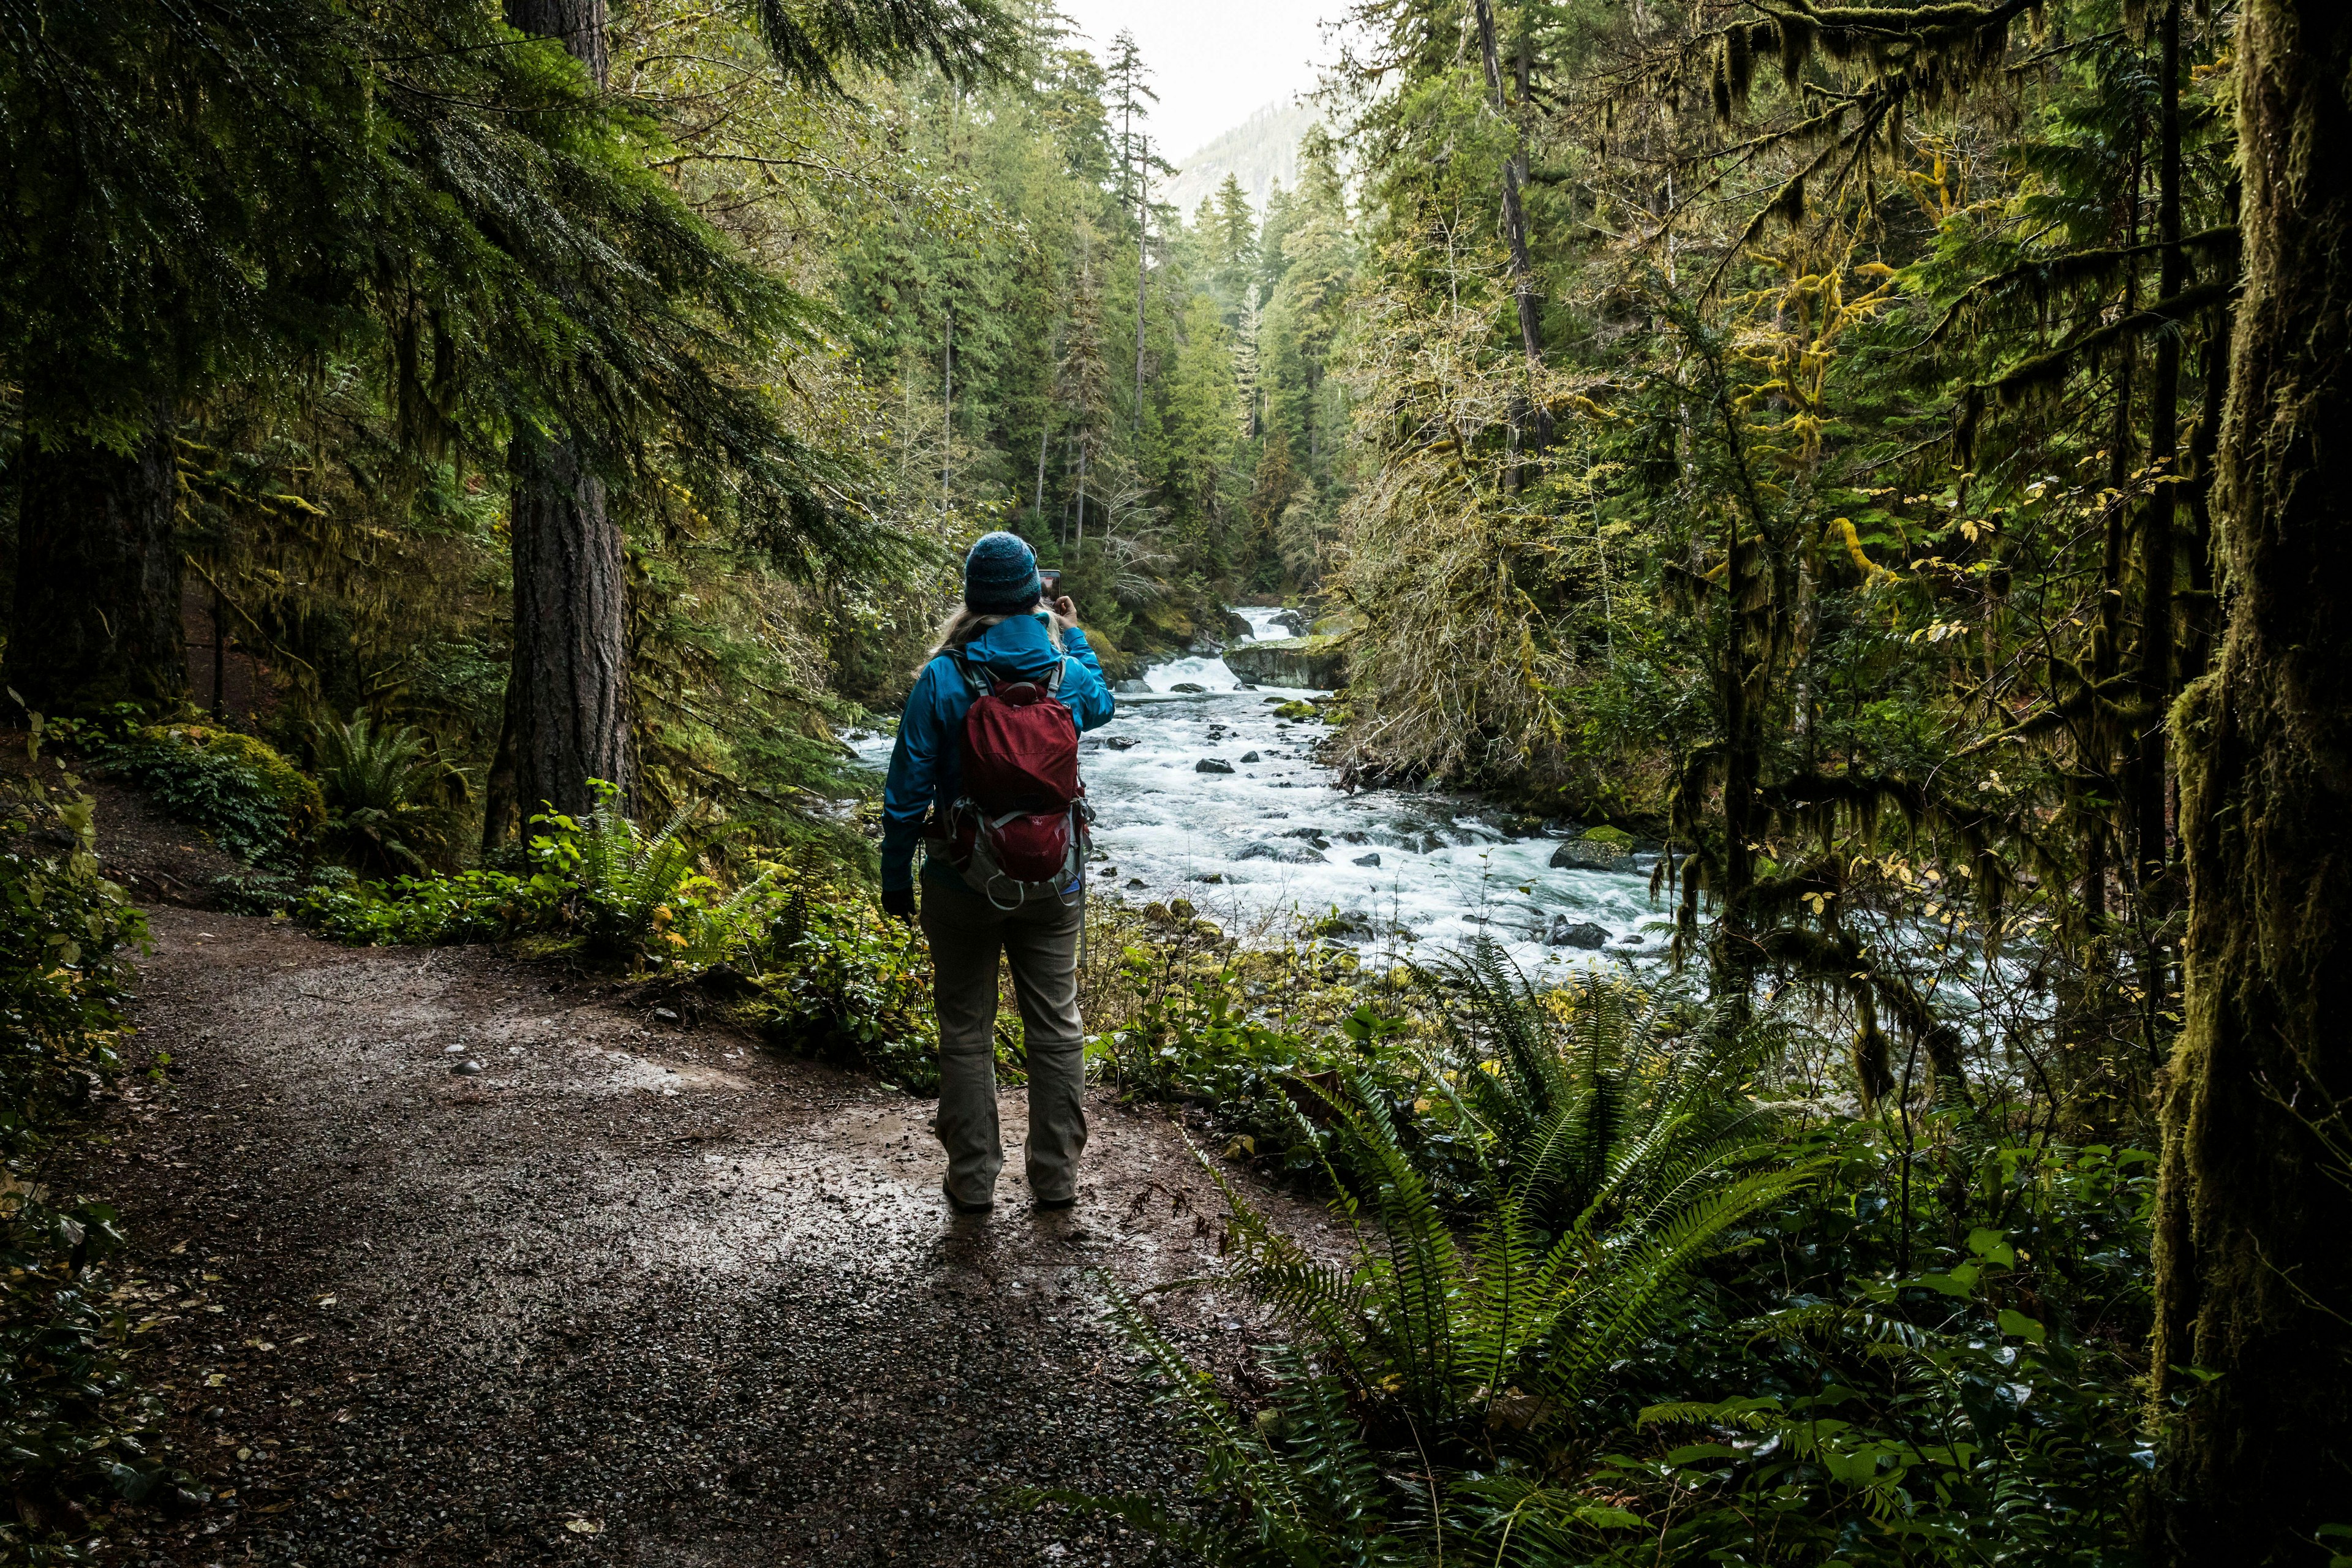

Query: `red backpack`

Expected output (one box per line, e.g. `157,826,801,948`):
937,653,1090,907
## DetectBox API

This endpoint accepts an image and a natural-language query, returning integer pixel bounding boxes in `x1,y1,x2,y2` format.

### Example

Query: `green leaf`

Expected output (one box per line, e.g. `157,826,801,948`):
1966,1227,2015,1266
1997,1308,2046,1344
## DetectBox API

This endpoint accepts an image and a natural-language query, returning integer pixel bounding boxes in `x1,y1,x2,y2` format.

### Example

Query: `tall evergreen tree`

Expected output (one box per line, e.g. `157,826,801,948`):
484,0,637,845
2152,2,2352,1558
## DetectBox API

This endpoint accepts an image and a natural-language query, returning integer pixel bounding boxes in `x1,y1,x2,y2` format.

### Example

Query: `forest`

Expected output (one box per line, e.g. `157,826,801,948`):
0,0,2347,1561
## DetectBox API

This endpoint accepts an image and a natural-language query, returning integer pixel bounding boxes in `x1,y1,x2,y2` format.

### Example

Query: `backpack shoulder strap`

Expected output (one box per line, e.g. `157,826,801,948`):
1045,658,1068,696
944,650,990,696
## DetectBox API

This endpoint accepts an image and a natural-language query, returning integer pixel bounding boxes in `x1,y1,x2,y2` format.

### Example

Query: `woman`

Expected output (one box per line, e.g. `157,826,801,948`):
880,532,1114,1214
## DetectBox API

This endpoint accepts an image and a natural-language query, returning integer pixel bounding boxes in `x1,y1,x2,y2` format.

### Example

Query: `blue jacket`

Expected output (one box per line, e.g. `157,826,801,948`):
880,614,1114,891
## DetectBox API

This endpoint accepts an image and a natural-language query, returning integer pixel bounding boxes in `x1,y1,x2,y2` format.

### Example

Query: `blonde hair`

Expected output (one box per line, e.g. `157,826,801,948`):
921,605,1061,673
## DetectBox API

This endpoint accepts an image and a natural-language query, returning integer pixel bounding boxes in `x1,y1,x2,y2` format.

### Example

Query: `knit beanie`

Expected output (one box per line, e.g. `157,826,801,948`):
962,531,1042,614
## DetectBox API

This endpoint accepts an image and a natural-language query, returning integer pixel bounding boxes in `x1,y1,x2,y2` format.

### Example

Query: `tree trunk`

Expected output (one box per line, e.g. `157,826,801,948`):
1033,416,1049,522
1134,138,1149,441
483,0,628,847
931,310,941,514
2125,0,2187,1071
1473,0,1548,453
2131,0,2185,892
6,403,187,714
491,429,631,829
505,0,607,84
2150,6,2352,1561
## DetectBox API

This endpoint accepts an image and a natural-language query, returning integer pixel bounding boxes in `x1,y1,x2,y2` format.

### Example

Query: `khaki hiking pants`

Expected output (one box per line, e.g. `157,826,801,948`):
919,879,1087,1208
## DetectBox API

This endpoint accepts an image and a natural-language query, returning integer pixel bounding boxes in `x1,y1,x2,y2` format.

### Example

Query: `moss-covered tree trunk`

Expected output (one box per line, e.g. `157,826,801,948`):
2150,3,2352,1559
6,406,187,713
482,0,630,842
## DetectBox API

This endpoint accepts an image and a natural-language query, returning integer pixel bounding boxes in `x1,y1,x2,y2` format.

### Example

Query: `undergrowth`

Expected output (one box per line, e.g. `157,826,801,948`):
66,718,317,871
1050,946,2155,1568
1,717,198,1559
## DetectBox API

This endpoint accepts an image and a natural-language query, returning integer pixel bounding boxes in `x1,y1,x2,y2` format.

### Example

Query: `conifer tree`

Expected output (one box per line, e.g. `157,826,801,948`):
484,0,638,846
1207,174,1261,323
2151,3,2352,1558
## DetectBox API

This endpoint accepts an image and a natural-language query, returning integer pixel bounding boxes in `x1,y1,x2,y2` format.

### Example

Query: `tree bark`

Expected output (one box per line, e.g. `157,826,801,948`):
491,429,631,829
505,0,607,85
6,403,187,714
2151,4,2352,1561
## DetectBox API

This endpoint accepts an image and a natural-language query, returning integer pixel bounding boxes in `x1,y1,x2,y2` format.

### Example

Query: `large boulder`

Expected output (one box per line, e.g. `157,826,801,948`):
1549,833,1632,872
1196,757,1235,774
1546,917,1610,949
1234,841,1325,864
1223,610,1255,641
1224,635,1348,689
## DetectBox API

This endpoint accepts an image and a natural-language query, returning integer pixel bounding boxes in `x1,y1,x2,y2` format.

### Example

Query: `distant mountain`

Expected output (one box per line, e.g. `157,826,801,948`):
1161,99,1320,219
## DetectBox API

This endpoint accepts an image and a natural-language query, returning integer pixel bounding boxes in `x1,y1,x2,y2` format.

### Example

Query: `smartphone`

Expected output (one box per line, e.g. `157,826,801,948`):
1037,568,1062,600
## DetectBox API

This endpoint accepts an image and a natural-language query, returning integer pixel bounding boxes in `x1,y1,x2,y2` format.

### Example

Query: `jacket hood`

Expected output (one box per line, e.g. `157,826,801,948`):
953,613,1066,679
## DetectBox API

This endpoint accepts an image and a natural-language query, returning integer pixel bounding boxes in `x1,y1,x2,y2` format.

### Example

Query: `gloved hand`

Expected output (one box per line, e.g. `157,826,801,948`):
881,885,916,924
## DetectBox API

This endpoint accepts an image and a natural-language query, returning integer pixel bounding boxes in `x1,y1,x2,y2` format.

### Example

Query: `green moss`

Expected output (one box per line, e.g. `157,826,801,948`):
1581,825,1635,848
140,725,325,839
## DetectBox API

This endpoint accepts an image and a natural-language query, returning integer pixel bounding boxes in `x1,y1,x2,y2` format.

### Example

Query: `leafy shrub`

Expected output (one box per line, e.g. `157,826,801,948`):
80,723,320,867
532,783,729,961
309,710,456,874
0,724,192,1551
1591,1129,2156,1568
1061,954,1803,1559
747,883,938,1093
1061,947,2155,1568
300,865,563,946
300,781,767,961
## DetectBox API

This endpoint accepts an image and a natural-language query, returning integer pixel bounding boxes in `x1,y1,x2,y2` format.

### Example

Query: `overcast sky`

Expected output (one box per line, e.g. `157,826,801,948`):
1049,0,1341,162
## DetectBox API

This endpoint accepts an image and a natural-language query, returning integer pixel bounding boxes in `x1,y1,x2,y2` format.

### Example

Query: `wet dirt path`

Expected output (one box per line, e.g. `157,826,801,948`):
83,907,1322,1566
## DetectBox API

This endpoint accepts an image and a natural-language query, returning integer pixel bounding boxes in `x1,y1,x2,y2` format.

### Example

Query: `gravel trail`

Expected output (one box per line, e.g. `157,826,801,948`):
79,906,1311,1566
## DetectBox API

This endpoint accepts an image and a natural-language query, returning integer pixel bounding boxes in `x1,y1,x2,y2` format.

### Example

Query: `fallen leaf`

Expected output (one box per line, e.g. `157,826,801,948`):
564,1518,602,1535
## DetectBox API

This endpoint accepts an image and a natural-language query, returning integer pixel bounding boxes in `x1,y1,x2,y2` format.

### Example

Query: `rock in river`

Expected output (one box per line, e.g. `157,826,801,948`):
1234,841,1325,864
1223,635,1348,689
1549,837,1630,872
1546,918,1610,949
1197,757,1235,774
1352,853,1382,868
1170,681,1208,693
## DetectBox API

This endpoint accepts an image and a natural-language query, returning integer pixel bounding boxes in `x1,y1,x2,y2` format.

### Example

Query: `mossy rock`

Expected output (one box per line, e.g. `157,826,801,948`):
1581,824,1636,848
1226,635,1349,689
1272,700,1320,720
140,724,325,839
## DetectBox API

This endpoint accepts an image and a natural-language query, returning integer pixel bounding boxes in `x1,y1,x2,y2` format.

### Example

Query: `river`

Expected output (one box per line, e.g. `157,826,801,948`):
856,607,1665,973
